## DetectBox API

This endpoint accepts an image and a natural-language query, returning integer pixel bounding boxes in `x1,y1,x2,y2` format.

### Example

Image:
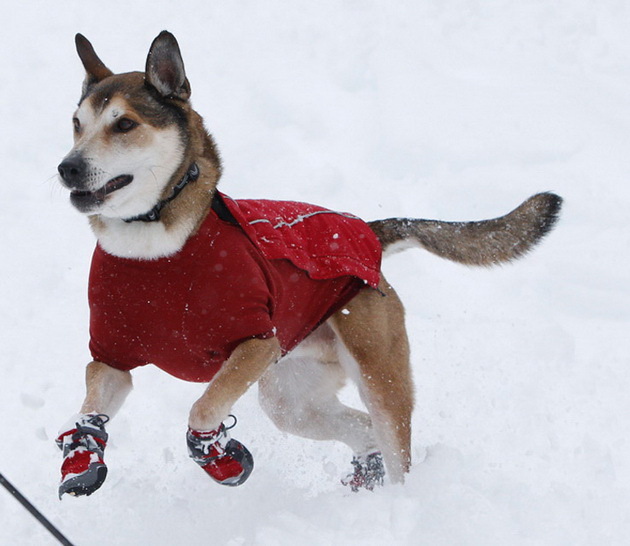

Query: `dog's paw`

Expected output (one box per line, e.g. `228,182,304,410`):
187,416,254,487
59,460,108,498
341,451,385,492
57,413,109,499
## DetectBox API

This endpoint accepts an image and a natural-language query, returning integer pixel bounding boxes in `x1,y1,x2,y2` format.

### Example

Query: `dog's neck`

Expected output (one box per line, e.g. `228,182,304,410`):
90,215,200,259
122,163,201,224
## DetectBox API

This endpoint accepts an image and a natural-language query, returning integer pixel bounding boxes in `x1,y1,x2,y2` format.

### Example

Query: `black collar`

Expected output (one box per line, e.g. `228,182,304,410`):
123,163,200,223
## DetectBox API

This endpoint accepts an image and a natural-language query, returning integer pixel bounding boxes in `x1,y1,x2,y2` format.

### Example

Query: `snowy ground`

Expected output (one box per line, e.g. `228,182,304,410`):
1,1,629,544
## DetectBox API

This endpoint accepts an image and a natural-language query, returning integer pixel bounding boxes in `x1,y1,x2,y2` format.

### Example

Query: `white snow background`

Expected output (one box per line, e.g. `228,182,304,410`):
1,1,628,544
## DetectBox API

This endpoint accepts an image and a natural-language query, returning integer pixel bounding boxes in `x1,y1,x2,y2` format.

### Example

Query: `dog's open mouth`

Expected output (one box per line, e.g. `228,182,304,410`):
70,175,133,212
71,175,134,199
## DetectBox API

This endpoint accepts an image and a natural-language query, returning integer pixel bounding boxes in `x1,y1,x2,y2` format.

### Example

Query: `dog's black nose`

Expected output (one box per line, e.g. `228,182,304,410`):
58,155,87,187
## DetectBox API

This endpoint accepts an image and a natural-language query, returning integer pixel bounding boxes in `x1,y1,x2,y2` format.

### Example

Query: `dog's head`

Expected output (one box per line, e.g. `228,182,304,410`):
58,32,197,219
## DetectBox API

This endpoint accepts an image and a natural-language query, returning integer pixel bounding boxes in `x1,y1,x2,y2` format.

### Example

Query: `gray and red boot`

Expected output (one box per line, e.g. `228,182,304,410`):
186,416,253,486
56,413,109,498
341,451,385,492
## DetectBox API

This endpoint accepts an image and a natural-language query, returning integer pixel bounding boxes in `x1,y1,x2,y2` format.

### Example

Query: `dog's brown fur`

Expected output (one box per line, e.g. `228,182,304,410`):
58,31,562,489
330,277,413,477
370,192,562,265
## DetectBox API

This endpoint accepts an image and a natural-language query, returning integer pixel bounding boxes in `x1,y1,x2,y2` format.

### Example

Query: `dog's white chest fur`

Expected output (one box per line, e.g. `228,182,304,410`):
94,216,197,259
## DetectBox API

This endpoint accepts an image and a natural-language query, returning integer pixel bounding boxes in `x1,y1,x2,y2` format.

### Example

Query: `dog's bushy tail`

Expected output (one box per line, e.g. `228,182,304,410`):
369,192,562,266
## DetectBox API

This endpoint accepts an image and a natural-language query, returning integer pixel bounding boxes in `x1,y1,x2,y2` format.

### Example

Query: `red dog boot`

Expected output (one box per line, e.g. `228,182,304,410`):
341,451,385,492
186,416,253,486
56,413,109,498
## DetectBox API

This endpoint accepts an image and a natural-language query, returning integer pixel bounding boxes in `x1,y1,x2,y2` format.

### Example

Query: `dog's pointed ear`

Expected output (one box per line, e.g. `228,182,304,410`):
75,34,113,93
145,31,191,101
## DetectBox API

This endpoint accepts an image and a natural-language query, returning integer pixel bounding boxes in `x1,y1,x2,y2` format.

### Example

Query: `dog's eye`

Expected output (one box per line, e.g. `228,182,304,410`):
73,118,81,133
114,118,138,133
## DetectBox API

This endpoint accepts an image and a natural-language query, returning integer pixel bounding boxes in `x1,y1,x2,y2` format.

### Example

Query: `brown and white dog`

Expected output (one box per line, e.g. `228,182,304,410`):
56,31,562,497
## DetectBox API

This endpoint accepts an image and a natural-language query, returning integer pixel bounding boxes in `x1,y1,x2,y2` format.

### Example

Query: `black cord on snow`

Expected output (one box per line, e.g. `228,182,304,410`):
0,472,74,546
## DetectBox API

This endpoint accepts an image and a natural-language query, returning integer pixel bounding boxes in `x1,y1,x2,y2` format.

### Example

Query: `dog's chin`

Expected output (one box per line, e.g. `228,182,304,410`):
70,175,134,214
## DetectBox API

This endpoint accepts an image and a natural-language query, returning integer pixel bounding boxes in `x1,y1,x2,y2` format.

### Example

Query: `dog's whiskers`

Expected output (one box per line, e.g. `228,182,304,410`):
42,173,61,186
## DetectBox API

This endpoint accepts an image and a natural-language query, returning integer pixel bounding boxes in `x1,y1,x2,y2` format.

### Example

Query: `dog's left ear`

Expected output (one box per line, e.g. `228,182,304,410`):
145,31,191,101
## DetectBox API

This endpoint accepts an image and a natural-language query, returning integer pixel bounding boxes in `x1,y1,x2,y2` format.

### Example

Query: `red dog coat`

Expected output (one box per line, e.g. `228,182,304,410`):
88,194,382,382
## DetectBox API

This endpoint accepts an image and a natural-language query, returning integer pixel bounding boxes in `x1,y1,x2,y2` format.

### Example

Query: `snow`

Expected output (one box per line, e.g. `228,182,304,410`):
1,1,629,544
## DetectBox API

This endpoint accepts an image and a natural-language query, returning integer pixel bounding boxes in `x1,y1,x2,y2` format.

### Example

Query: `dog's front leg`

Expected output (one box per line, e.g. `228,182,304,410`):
80,360,133,416
189,337,281,429
57,361,132,497
187,336,281,486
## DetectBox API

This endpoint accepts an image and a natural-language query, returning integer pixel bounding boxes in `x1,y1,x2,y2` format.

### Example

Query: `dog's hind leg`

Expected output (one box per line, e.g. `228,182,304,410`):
329,274,414,484
258,339,379,457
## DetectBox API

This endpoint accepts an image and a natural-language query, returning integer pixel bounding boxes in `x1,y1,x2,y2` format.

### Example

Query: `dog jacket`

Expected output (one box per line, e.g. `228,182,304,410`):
88,193,382,382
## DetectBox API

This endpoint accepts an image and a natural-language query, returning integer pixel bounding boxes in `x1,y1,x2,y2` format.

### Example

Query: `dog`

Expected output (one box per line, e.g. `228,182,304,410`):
55,31,562,497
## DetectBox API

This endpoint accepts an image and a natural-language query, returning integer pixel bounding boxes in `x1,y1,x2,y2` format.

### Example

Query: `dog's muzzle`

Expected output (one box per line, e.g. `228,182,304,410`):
58,155,133,213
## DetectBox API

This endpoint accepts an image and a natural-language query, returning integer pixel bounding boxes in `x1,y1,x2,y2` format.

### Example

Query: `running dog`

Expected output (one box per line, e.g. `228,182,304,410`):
56,31,562,497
